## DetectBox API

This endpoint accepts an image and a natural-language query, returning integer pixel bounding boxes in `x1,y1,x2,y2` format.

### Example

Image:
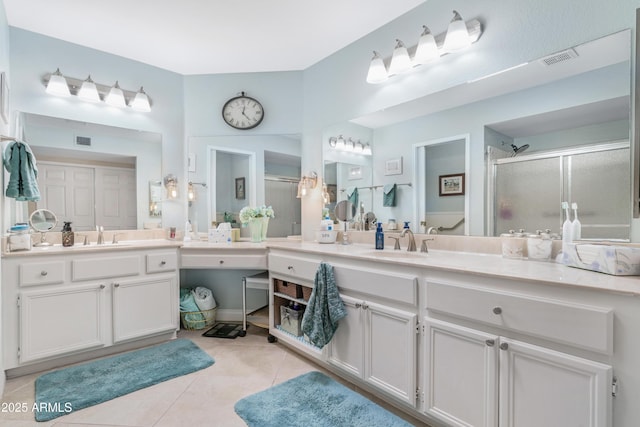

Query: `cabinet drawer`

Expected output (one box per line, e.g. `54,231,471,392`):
72,256,140,281
269,253,320,282
333,264,417,306
146,252,177,274
426,281,613,354
20,261,65,287
180,253,267,269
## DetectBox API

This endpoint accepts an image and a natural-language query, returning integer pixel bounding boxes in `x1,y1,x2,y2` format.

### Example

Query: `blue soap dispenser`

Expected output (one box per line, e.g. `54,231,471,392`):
375,222,384,250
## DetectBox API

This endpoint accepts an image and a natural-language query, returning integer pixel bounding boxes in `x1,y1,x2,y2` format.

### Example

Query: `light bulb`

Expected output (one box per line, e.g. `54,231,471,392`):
443,10,471,52
414,26,440,65
389,39,411,75
130,86,151,112
105,81,126,108
45,68,70,97
78,75,100,102
366,51,388,84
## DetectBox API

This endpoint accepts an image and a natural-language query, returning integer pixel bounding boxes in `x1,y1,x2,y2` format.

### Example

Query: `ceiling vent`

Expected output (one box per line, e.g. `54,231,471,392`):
539,48,579,66
76,136,92,146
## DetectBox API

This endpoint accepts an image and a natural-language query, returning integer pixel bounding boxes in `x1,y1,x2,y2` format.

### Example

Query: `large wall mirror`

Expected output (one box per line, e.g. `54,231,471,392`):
7,112,163,232
336,29,632,239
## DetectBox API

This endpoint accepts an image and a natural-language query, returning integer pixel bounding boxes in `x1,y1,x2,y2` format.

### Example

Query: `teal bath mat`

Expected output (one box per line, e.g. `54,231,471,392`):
234,371,413,427
34,338,214,422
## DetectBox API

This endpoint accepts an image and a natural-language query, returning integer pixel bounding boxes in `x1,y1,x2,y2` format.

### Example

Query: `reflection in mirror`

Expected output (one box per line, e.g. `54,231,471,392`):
334,200,356,245
414,135,469,235
149,180,163,218
14,113,163,231
29,208,57,246
264,151,302,237
324,160,374,223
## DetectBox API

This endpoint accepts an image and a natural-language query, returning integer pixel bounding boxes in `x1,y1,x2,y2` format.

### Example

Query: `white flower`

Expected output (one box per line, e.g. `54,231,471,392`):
239,205,275,224
260,205,275,218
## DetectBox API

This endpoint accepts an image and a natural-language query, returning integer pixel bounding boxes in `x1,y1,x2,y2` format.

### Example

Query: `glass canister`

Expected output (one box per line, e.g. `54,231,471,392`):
527,229,553,261
500,229,526,259
7,223,32,252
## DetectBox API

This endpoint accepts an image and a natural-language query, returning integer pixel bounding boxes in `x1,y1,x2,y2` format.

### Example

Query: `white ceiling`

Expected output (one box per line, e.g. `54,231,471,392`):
2,0,425,75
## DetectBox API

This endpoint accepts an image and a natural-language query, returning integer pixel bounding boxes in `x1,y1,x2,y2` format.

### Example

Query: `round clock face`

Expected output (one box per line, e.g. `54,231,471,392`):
222,94,264,130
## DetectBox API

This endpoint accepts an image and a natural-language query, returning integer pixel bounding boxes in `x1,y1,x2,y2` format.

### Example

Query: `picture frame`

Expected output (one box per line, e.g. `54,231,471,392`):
0,72,8,125
348,166,362,180
384,157,403,176
235,177,245,199
439,173,465,196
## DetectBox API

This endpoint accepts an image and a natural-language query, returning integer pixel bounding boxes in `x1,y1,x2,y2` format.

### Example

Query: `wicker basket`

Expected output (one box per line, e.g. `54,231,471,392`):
180,307,217,330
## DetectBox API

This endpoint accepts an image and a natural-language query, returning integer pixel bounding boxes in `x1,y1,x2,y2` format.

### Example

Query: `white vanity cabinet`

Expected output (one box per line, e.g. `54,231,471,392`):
2,248,179,370
423,276,613,427
268,249,419,407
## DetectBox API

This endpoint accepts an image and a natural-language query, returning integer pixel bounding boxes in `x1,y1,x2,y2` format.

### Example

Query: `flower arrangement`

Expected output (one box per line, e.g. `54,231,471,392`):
239,205,275,224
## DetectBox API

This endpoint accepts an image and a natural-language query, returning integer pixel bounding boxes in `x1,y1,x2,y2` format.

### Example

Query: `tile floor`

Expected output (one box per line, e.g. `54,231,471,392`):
0,327,430,426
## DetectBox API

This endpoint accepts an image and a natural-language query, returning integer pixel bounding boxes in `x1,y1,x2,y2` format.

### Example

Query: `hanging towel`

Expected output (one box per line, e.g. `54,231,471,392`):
346,187,358,207
383,184,397,207
3,140,40,201
301,262,347,348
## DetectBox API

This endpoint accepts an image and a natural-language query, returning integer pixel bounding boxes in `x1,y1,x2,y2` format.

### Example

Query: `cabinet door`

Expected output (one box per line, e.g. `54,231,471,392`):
112,275,177,343
19,284,107,363
499,338,612,427
327,294,364,379
365,301,418,406
424,318,499,427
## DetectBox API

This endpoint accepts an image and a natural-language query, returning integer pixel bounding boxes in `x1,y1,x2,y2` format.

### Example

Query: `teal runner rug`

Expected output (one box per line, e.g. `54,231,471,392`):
34,338,214,422
234,371,413,426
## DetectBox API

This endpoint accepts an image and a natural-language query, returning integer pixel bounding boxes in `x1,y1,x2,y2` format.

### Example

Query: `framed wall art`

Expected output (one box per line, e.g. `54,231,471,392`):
235,177,246,199
439,173,465,196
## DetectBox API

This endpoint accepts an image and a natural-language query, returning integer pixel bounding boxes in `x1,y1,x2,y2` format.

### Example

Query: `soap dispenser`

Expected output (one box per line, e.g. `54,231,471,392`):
375,222,384,250
62,221,74,247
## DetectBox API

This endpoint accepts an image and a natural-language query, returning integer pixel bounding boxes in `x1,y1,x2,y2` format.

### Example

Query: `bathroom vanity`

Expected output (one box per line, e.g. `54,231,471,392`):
1,241,180,376
3,237,640,427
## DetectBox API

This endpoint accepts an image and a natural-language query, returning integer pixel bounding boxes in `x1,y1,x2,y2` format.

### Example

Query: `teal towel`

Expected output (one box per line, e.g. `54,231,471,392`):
301,263,347,348
180,288,205,323
383,184,397,207
3,140,40,201
346,187,358,207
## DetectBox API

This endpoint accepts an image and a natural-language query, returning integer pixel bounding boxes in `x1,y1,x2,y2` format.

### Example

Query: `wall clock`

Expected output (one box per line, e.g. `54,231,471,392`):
222,92,264,130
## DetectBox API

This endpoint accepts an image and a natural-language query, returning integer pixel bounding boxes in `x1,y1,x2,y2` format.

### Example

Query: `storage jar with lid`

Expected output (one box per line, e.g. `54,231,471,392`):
500,229,526,259
7,223,32,252
527,229,552,261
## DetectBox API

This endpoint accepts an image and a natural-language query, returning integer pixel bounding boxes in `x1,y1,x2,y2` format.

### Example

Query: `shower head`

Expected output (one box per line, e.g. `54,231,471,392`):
510,143,529,156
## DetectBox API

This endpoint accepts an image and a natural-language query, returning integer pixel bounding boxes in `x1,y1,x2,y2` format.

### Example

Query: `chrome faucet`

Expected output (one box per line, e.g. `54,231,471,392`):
400,228,417,252
96,226,104,245
427,226,439,235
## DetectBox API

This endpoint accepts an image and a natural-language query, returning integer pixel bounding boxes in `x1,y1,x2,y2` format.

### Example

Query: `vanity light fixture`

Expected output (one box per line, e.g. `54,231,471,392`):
443,10,472,52
164,174,179,200
130,87,151,112
105,81,127,108
296,171,318,198
77,75,100,102
43,70,152,111
45,68,71,96
366,10,482,84
187,181,207,203
388,39,412,75
328,136,372,156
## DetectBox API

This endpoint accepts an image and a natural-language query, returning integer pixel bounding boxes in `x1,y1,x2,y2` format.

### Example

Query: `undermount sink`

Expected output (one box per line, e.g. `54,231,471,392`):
361,250,428,259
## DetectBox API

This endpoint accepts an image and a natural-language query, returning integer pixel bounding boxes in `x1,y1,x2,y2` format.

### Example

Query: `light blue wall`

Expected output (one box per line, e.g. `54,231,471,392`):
7,28,185,228
0,0,7,398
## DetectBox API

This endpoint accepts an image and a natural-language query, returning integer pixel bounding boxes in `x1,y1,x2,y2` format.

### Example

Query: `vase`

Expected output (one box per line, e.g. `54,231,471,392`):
248,218,263,243
261,217,269,241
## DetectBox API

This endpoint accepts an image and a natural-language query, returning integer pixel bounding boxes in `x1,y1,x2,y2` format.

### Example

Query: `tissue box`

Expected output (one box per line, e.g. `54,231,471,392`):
563,243,640,275
208,228,231,243
279,306,303,336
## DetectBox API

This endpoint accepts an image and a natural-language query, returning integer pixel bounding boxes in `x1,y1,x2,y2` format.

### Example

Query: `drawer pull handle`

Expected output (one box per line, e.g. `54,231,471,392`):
114,283,120,288
355,302,362,308
362,303,369,310
219,260,224,264
499,342,509,351
160,261,166,265
40,271,48,276
100,284,106,289
287,265,294,270
486,339,495,347
492,306,502,315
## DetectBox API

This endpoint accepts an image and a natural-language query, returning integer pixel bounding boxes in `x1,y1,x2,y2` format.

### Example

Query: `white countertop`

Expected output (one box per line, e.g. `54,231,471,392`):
265,241,640,296
5,237,640,296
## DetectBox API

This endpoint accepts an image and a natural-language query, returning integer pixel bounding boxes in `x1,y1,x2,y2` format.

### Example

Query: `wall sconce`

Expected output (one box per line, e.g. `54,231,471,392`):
366,10,482,84
328,135,372,156
44,69,152,112
164,174,178,200
297,171,318,198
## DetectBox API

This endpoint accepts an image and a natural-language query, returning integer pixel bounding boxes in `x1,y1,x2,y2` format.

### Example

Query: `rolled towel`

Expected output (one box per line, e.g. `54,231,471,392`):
193,286,217,310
